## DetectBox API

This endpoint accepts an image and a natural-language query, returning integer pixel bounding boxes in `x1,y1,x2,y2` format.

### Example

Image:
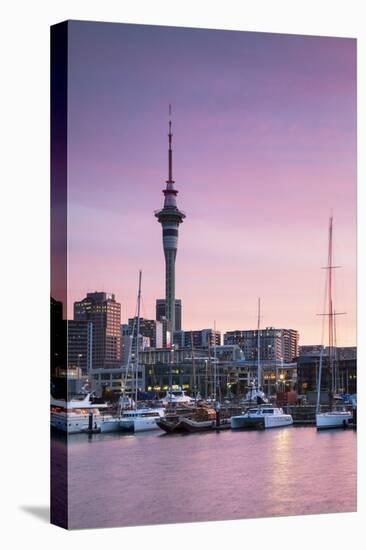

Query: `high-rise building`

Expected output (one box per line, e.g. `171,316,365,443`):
156,298,182,331
128,317,163,349
174,329,221,349
224,327,299,363
120,324,131,365
74,292,121,369
67,320,93,375
155,108,185,339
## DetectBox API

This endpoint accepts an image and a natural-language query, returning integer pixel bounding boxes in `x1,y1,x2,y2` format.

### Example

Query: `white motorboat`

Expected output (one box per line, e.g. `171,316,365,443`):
51,393,108,434
159,388,195,405
231,406,293,429
119,408,165,432
316,410,353,430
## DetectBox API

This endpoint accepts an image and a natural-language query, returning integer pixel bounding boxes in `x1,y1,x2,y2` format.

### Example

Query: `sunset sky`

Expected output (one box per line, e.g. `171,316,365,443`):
66,21,356,346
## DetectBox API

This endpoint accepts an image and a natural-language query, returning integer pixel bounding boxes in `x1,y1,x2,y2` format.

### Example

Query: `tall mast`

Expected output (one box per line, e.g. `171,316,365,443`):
191,332,197,401
327,217,334,392
317,216,345,398
135,270,142,405
213,320,217,401
257,297,261,389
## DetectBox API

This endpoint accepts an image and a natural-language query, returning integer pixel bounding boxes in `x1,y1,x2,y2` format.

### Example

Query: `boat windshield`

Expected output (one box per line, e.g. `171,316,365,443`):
261,409,274,414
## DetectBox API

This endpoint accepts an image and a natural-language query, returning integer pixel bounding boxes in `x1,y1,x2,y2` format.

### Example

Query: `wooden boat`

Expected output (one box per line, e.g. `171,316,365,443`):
157,406,219,433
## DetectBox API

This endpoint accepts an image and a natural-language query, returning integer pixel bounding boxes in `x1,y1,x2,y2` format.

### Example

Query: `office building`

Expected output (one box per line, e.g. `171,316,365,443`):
74,292,121,369
224,327,299,363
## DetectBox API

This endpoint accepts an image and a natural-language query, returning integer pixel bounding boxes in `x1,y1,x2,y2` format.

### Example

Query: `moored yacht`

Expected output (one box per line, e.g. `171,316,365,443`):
119,408,165,432
231,406,293,430
316,410,353,430
51,393,108,434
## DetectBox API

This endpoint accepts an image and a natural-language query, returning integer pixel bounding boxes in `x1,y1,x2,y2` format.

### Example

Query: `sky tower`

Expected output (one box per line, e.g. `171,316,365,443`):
155,106,186,340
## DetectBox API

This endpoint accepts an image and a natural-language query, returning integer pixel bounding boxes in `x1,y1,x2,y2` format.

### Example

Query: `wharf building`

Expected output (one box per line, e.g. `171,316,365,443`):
297,345,357,401
139,345,296,398
224,327,299,363
154,109,185,345
74,292,121,370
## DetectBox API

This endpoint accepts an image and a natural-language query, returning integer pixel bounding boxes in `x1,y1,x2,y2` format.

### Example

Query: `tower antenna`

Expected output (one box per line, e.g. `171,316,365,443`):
168,104,173,183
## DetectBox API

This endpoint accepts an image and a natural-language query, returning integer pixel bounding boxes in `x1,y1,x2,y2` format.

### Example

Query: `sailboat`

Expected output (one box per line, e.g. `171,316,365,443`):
231,299,292,430
119,270,165,432
315,216,352,430
243,298,268,404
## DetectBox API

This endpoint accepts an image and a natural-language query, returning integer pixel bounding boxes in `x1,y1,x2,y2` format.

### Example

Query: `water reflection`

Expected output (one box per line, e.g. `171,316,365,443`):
53,427,356,529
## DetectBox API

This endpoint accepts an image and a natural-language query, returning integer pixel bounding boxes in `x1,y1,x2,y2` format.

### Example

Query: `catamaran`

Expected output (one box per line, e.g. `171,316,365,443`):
231,405,293,429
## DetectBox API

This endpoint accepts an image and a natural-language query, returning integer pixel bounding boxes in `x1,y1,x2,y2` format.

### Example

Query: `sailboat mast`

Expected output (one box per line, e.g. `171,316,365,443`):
327,217,334,393
135,270,142,405
213,320,217,401
191,332,197,402
257,297,261,389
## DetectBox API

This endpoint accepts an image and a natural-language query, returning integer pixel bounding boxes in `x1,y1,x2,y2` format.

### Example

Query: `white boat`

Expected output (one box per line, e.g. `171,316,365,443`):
316,410,353,430
99,415,123,433
50,393,108,434
119,408,165,432
99,395,137,433
160,388,195,405
231,406,293,429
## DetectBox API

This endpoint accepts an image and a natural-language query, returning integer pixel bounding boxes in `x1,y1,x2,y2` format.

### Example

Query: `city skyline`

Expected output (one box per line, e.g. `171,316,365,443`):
65,22,356,345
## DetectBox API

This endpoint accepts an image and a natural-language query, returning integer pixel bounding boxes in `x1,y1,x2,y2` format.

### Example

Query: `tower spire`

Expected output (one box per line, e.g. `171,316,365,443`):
168,104,174,183
155,105,186,342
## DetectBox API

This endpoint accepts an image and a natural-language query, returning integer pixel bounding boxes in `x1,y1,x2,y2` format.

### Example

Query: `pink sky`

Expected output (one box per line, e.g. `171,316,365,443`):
66,22,356,345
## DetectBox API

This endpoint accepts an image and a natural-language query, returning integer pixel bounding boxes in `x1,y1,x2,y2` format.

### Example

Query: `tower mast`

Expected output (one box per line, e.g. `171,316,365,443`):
155,106,186,342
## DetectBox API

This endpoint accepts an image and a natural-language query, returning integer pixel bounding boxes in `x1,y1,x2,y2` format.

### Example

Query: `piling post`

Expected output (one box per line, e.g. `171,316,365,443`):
88,411,93,432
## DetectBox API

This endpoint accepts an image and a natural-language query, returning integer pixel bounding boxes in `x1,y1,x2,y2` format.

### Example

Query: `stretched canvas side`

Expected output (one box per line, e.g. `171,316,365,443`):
50,20,68,530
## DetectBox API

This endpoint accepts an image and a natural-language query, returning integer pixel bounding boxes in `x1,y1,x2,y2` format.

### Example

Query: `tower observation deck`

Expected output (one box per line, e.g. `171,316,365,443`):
154,107,186,339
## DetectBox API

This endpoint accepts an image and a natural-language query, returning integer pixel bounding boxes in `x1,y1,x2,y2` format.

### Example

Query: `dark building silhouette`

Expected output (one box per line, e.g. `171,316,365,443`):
51,297,66,377
67,320,93,375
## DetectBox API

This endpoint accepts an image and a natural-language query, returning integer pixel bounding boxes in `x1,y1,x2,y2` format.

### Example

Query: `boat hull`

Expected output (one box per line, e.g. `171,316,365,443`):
156,418,186,433
231,414,293,430
231,416,264,430
51,413,102,434
178,418,216,433
99,418,122,433
316,412,352,430
120,417,160,432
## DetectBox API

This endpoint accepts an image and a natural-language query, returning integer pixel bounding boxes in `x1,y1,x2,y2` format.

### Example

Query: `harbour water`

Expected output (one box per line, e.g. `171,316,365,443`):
57,427,356,529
